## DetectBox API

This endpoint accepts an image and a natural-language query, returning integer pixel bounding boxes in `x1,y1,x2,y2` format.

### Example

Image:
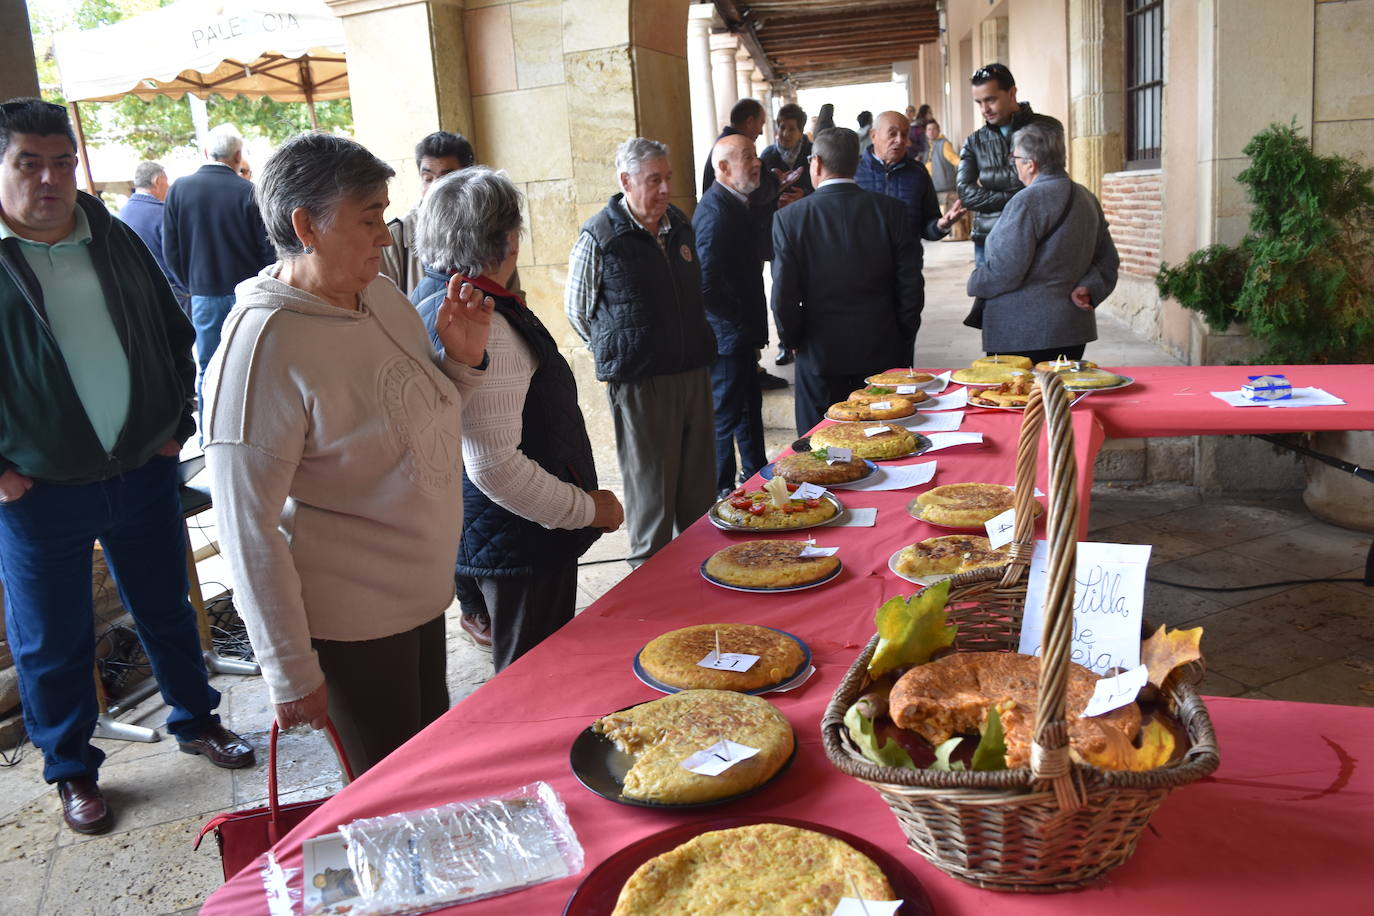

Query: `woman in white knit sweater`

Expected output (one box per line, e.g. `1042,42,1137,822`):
413,168,623,672
203,133,493,773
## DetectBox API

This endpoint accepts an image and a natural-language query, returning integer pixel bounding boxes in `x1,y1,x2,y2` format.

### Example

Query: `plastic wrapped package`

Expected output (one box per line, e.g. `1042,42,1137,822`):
304,782,582,914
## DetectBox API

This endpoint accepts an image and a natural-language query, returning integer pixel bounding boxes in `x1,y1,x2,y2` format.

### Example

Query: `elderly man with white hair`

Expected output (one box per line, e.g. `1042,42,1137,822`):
565,138,717,566
414,167,623,670
162,122,275,420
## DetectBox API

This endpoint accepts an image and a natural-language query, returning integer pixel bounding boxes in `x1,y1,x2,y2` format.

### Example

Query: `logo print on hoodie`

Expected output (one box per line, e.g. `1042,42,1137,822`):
379,355,458,495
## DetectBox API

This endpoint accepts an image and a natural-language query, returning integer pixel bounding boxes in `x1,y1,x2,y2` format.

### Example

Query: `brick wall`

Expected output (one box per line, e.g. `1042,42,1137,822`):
1101,169,1163,279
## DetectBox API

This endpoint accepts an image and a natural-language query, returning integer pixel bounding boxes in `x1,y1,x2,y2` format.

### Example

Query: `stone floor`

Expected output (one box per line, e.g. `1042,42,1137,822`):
1,240,1369,914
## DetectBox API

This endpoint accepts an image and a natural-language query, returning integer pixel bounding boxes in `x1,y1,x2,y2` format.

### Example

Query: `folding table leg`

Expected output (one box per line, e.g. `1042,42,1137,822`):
185,522,261,677
91,664,160,743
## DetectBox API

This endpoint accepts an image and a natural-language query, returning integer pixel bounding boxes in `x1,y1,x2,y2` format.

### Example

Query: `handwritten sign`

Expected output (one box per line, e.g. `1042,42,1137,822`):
792,482,828,501
863,426,891,437
1018,540,1151,675
798,544,839,557
984,507,1016,549
832,897,902,915
681,740,760,776
697,651,760,672
1082,664,1150,717
824,446,853,464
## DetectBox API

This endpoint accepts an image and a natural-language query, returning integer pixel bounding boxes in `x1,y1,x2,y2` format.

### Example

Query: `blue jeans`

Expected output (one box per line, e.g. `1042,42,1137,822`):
190,294,235,418
710,353,767,492
0,456,220,783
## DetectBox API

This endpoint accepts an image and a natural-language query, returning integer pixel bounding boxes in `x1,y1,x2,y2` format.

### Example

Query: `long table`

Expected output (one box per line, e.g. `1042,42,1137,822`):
202,365,1374,914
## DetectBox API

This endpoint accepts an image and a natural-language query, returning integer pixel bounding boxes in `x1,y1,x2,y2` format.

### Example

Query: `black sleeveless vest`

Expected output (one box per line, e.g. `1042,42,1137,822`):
456,289,601,577
581,194,716,382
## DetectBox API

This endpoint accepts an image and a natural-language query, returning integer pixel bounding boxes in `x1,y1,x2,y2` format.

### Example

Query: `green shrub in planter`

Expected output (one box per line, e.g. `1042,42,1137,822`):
1156,122,1374,364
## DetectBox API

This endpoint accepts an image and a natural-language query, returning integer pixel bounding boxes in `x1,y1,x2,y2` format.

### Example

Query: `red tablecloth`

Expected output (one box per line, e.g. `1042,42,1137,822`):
202,366,1374,915
1070,363,1374,437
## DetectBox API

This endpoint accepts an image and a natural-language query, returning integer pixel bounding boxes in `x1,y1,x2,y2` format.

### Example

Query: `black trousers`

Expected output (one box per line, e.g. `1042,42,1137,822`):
986,344,1087,365
476,561,580,673
313,612,448,775
794,365,869,438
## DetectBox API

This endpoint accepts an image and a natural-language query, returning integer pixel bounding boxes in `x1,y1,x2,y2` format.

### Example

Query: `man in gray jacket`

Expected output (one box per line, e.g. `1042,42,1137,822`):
966,118,1119,363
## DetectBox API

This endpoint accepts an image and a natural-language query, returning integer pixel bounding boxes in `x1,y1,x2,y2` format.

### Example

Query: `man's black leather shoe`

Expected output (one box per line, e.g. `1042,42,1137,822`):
758,370,789,390
178,723,256,769
774,346,794,366
58,777,113,835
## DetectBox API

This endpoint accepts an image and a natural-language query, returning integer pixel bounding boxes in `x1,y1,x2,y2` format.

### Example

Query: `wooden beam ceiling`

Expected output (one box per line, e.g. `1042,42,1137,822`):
714,0,939,89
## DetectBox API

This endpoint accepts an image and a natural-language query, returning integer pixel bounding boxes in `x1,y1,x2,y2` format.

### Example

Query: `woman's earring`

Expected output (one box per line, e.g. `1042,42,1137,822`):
303,245,315,255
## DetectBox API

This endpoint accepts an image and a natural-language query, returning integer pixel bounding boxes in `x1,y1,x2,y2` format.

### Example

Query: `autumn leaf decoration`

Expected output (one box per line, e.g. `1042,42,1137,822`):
1141,625,1204,689
867,581,957,680
1079,719,1176,772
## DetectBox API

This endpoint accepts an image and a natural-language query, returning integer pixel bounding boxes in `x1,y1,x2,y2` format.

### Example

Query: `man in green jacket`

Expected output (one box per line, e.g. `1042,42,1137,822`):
0,98,253,836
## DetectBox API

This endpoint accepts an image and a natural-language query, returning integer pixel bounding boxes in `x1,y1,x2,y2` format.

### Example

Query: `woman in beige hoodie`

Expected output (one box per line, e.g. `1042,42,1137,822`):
203,133,492,773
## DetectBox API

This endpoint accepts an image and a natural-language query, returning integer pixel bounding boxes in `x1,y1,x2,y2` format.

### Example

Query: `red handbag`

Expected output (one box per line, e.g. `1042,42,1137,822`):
193,720,355,881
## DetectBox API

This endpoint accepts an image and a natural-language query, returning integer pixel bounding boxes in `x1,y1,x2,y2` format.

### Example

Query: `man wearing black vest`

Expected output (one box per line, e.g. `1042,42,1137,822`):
565,137,717,566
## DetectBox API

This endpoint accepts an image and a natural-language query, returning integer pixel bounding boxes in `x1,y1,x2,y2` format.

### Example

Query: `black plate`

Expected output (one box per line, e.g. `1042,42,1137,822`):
562,815,936,915
759,457,879,486
631,626,813,696
793,433,933,461
569,715,798,809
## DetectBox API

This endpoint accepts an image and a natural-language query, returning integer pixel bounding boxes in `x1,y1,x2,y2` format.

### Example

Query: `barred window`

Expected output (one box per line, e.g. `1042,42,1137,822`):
1126,0,1163,168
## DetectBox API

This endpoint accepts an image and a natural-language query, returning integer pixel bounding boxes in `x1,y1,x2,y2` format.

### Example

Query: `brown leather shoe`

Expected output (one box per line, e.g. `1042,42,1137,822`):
178,723,256,769
460,612,493,651
58,777,113,835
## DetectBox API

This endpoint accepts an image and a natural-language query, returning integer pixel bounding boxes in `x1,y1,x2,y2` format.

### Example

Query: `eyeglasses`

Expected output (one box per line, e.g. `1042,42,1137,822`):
1009,154,1031,164
971,64,1012,82
0,100,68,117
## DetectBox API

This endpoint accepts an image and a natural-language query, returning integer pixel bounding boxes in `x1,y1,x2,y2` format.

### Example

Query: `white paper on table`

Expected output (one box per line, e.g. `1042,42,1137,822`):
798,544,839,557
896,410,963,432
697,651,760,672
832,898,903,916
985,507,1017,548
681,740,761,776
832,461,937,491
1209,387,1347,408
1082,664,1150,717
1018,540,1151,675
829,507,877,527
917,387,969,411
923,431,984,451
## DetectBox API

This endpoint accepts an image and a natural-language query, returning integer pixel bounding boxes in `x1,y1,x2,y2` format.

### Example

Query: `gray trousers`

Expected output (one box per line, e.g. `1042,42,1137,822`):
608,367,716,565
312,612,448,775
476,561,579,673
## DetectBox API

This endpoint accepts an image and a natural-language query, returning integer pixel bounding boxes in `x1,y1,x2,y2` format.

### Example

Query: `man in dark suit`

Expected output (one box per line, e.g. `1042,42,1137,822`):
162,124,275,416
695,134,769,496
771,128,924,436
119,160,188,315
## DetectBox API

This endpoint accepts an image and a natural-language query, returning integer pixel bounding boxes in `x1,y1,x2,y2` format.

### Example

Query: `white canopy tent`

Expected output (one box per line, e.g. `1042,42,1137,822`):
53,0,348,187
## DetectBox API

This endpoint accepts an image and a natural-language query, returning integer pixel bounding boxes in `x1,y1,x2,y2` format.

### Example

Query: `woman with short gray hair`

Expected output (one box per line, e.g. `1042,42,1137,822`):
202,132,494,773
966,116,1119,362
414,167,623,672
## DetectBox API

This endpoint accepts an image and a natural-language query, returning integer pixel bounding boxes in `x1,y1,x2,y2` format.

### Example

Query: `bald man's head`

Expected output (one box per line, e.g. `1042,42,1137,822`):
871,110,911,165
712,133,761,196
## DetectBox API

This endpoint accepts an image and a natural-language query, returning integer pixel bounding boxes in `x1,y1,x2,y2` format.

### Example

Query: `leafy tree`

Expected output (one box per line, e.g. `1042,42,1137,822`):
29,0,351,159
1156,123,1374,364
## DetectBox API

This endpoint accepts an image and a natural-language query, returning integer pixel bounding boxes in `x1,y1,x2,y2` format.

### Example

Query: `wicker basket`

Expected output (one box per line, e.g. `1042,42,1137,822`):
820,371,1220,892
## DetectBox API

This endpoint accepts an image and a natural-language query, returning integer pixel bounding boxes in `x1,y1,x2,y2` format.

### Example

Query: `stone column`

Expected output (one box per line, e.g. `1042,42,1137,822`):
0,1,39,100
325,0,471,218
1068,0,1124,196
687,4,718,184
979,16,1008,67
735,45,753,106
709,32,738,134
751,72,772,144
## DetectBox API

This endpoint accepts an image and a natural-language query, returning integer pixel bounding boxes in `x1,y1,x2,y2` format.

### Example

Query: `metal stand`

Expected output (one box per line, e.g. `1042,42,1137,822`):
182,471,262,677
92,666,160,743
1253,433,1374,586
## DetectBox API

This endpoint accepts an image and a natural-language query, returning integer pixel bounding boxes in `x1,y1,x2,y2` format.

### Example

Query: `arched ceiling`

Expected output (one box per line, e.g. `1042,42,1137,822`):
713,0,941,89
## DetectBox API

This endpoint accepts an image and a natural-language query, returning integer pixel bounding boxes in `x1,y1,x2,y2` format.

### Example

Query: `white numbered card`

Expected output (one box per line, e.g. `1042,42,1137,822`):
798,544,839,557
697,651,760,672
681,740,761,775
1018,540,1151,674
824,446,853,464
832,899,902,916
984,507,1016,548
869,400,893,410
863,425,891,437
1082,664,1150,717
792,482,828,501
